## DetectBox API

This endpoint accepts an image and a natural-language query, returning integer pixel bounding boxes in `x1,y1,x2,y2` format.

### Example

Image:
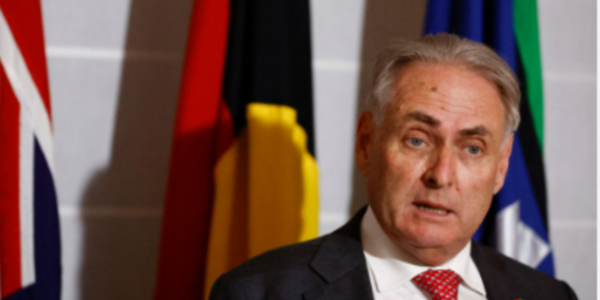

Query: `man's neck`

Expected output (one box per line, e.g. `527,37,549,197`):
393,239,470,266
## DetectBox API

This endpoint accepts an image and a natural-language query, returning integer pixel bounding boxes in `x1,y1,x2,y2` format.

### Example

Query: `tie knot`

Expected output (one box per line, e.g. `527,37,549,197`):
412,269,461,300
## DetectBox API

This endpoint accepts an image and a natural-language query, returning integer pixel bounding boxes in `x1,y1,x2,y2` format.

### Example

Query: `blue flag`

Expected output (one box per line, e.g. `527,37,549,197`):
424,0,554,275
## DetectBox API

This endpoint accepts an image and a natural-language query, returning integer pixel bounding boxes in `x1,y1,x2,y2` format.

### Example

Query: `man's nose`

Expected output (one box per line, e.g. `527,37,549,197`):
422,145,456,189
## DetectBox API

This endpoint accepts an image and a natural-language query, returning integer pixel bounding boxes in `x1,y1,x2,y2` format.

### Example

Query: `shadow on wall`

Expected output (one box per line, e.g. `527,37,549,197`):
349,0,428,215
78,0,193,299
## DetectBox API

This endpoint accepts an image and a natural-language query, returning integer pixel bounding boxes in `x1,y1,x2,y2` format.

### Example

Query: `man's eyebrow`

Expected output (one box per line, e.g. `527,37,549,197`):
407,111,440,126
459,125,491,137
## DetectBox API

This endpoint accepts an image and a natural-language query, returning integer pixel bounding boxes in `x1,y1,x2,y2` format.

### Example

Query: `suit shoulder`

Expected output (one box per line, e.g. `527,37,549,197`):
230,236,325,277
476,243,553,277
209,236,327,299
474,243,578,299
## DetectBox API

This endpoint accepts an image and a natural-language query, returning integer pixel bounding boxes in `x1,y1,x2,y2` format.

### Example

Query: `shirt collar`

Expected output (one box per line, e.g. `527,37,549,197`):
360,206,486,296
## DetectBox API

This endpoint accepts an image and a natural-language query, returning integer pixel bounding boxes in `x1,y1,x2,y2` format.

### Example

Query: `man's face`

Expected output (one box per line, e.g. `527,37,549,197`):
355,62,513,263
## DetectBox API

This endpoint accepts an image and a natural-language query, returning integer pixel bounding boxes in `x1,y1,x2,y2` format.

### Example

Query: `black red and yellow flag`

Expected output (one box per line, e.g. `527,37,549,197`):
153,0,318,299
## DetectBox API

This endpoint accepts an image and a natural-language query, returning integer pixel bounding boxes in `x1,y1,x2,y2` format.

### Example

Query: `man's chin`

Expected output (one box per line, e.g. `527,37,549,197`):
408,235,455,249
399,227,463,250
399,232,470,266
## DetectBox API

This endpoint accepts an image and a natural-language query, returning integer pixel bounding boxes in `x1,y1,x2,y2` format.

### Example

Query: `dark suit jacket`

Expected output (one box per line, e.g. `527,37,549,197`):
209,207,578,300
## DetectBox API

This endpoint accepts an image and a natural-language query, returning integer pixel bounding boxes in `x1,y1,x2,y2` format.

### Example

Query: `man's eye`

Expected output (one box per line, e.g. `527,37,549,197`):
466,145,481,155
409,137,424,147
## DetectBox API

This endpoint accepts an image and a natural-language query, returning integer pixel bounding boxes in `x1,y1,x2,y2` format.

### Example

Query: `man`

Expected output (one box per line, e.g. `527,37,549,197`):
209,34,578,300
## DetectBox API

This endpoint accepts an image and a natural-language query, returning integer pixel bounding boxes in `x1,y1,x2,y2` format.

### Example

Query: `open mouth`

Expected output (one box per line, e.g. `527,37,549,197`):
415,203,450,215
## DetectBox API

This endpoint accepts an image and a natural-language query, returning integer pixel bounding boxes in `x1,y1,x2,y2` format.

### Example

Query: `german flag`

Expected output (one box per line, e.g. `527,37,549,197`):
153,0,318,299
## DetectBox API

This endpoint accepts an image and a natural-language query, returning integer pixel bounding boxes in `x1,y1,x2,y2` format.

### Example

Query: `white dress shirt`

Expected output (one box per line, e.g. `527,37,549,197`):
361,206,487,300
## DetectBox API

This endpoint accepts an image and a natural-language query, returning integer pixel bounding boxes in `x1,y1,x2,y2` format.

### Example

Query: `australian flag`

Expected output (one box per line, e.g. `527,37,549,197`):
0,0,62,299
424,0,554,275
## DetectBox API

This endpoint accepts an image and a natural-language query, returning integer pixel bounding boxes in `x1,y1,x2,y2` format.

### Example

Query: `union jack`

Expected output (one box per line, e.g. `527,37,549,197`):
0,0,61,299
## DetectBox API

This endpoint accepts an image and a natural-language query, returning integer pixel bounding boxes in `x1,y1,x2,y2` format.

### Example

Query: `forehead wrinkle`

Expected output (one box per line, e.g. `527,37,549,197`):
398,83,479,118
458,125,491,137
406,111,440,127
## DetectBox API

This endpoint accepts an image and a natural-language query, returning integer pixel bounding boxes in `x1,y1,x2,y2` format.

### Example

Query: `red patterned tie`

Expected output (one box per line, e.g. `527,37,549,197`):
412,269,461,300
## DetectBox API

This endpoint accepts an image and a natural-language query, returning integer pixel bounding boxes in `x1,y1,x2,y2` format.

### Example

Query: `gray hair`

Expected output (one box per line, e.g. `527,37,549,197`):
366,33,520,136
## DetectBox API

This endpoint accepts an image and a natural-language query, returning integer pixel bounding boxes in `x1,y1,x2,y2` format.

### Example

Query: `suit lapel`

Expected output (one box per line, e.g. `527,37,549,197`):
303,207,374,300
471,242,514,300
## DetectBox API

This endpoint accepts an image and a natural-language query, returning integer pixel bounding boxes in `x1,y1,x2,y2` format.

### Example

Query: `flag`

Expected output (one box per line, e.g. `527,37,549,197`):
0,0,62,299
153,0,318,299
424,0,553,275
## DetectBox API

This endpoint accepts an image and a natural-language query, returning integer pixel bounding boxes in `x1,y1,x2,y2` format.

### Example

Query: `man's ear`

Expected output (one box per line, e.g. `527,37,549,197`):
493,133,514,194
355,111,374,177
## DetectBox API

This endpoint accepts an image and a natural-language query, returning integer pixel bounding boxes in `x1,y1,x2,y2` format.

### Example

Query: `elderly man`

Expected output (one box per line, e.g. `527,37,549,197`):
209,34,578,300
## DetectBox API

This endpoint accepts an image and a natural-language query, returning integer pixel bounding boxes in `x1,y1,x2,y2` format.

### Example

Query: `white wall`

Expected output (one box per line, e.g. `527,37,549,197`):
41,0,595,299
538,1,596,299
42,0,193,299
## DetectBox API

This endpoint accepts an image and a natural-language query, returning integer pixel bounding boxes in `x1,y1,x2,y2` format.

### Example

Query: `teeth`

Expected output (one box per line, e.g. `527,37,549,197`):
418,205,448,215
